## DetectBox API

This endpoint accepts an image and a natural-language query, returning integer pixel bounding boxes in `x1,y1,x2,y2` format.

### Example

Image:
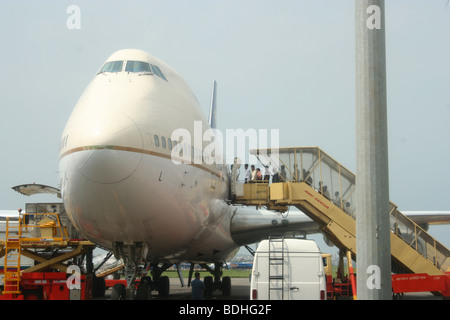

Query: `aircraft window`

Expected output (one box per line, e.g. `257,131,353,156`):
168,138,172,150
154,135,160,147
98,61,123,74
125,61,151,73
161,136,166,149
150,65,159,76
154,65,167,81
151,64,168,81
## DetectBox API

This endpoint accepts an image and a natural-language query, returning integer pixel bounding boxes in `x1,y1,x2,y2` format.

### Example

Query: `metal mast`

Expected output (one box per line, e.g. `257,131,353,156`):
355,0,392,299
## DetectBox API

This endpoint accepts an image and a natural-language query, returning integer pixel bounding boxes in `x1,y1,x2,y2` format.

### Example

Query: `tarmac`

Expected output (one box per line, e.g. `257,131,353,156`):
100,277,445,300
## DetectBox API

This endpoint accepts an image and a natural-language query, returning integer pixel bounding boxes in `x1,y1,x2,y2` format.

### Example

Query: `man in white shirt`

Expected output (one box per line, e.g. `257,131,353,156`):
244,164,252,183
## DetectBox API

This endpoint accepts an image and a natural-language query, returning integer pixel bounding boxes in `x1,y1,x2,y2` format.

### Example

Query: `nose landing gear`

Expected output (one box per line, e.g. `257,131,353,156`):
110,243,232,299
110,242,174,300
188,262,231,298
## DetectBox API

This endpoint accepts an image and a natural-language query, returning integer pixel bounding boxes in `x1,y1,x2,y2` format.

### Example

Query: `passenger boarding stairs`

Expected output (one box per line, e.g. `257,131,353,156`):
233,147,450,276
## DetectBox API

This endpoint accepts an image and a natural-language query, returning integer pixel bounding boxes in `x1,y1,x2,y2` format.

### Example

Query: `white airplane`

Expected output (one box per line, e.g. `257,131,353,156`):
0,210,20,219
56,49,449,299
58,48,317,299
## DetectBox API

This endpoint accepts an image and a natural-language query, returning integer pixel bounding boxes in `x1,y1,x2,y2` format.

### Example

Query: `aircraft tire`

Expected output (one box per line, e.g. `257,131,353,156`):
204,276,213,298
158,276,170,296
135,281,151,300
222,276,231,296
111,283,126,300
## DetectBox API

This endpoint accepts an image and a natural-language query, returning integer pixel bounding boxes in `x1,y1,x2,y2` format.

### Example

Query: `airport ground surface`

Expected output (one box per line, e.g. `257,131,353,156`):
97,277,444,301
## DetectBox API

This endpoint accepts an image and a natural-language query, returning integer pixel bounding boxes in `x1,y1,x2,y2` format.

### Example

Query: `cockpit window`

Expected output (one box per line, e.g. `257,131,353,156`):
98,61,123,74
125,61,151,73
151,64,167,81
97,60,167,81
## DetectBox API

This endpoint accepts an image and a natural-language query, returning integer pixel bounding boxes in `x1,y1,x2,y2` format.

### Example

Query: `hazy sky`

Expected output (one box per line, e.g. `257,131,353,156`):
0,1,449,249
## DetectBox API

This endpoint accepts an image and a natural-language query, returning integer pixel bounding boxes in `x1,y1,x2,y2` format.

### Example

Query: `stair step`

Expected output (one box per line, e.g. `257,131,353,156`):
5,272,21,277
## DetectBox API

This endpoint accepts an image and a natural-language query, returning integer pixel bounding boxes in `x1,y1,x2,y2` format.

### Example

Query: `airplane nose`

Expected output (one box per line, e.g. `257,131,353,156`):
74,111,143,184
80,148,142,184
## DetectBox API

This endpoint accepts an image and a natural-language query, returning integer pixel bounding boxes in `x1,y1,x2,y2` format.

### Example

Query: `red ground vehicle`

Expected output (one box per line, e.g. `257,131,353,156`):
323,253,450,299
0,212,96,300
0,272,92,300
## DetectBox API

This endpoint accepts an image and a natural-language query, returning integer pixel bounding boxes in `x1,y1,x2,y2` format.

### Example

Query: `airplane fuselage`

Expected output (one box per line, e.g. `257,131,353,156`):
59,49,238,263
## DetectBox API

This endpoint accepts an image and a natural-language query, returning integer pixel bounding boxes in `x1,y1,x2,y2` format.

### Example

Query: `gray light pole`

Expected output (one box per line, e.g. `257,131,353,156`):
355,0,392,299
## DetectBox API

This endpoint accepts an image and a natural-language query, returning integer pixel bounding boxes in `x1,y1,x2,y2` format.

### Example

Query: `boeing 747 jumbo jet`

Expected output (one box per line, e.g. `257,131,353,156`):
57,49,450,299
58,49,318,299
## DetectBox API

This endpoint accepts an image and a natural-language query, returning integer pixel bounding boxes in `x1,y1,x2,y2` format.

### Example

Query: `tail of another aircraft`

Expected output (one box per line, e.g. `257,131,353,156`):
208,80,217,129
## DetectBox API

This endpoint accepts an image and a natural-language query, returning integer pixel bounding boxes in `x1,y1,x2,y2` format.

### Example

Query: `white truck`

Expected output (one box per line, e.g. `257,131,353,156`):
250,238,326,300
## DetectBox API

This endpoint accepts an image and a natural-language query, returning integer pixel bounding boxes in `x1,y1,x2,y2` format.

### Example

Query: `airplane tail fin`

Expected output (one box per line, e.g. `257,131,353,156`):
208,80,217,129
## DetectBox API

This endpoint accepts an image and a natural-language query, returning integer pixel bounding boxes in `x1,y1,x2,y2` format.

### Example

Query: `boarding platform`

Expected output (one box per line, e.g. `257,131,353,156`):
231,147,450,277
0,208,95,298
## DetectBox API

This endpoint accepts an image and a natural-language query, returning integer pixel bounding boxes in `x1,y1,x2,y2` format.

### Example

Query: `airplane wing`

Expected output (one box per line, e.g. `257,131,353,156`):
229,208,450,246
0,210,20,218
12,184,61,198
403,211,450,226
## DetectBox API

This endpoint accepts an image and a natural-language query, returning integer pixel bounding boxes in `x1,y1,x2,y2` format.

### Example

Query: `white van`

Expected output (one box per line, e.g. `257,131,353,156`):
250,238,326,300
